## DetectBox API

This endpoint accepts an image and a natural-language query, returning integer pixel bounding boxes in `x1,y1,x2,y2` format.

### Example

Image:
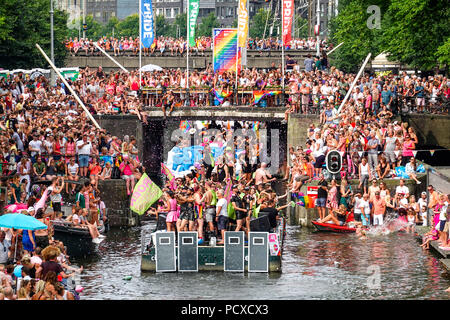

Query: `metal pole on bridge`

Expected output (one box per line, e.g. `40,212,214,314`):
35,43,101,129
94,43,129,73
327,42,343,55
337,52,372,115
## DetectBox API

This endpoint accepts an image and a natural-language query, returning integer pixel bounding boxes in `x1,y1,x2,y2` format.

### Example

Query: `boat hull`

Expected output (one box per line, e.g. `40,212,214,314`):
52,222,106,257
141,217,286,273
311,221,357,233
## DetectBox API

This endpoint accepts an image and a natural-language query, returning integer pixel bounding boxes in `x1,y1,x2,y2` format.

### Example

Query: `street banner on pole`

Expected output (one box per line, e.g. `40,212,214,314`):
282,0,294,46
213,28,240,75
141,0,155,48
188,0,200,47
237,0,249,48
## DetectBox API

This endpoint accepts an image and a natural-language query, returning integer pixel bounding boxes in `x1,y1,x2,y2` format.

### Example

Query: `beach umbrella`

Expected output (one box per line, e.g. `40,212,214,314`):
140,64,163,72
0,213,48,230
0,213,48,262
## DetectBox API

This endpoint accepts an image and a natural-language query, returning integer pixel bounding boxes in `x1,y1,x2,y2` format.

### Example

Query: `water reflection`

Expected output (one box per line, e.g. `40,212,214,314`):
73,223,450,300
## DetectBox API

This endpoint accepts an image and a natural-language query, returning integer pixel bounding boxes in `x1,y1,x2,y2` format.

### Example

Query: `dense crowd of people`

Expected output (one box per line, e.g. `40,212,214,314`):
65,36,328,56
1,40,449,299
0,69,147,299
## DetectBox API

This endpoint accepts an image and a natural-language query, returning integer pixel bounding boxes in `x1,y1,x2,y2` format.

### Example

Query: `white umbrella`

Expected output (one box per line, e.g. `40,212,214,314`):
140,64,163,72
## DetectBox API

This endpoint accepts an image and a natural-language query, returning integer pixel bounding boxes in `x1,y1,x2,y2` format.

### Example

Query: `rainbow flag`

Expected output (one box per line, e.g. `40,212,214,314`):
292,192,311,208
253,90,282,105
179,120,191,133
161,163,176,191
213,28,240,74
252,121,260,132
212,89,233,104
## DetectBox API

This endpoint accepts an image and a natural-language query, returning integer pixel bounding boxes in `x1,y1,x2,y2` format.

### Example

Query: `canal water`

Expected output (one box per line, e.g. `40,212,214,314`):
73,222,450,300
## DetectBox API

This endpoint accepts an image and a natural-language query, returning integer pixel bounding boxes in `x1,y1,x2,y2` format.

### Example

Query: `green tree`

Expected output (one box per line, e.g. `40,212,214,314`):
328,0,387,72
116,14,139,38
0,0,69,68
155,15,176,37
294,17,308,39
68,15,103,40
249,8,273,38
174,13,187,39
436,38,450,68
382,0,450,71
103,16,120,37
196,12,219,37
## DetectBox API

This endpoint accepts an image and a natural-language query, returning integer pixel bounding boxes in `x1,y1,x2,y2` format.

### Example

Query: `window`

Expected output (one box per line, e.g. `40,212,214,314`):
165,8,171,17
173,8,179,16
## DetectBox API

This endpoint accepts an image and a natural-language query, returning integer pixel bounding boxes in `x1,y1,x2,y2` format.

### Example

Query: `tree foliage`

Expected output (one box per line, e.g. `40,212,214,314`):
382,0,449,71
329,0,450,72
0,0,68,69
249,8,272,39
68,15,103,40
196,12,219,38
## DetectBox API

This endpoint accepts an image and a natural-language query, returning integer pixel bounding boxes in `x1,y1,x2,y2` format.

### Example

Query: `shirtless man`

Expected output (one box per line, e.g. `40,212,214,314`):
255,162,276,186
193,186,205,243
200,181,217,233
177,188,195,232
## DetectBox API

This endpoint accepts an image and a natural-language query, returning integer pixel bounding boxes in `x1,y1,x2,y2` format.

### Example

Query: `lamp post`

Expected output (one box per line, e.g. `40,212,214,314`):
50,0,55,86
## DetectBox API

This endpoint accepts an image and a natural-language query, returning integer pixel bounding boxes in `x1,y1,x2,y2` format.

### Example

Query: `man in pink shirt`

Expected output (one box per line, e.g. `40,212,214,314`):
119,156,135,195
371,191,386,226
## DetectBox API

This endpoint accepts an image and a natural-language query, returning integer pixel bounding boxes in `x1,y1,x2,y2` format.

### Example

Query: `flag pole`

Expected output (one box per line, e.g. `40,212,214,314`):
235,31,239,106
186,2,190,106
337,52,372,114
281,0,285,92
139,0,142,88
35,43,101,129
94,43,129,73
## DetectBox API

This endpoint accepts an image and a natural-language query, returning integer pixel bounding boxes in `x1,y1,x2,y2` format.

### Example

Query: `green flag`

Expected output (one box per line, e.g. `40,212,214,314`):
130,173,163,215
188,0,200,47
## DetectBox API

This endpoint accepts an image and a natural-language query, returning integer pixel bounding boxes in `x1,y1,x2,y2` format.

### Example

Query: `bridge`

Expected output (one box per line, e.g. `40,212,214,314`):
65,49,315,71
144,106,287,121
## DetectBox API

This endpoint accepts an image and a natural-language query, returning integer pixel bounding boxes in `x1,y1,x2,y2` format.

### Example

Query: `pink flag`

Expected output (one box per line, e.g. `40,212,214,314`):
161,163,176,191
224,179,233,203
34,187,50,213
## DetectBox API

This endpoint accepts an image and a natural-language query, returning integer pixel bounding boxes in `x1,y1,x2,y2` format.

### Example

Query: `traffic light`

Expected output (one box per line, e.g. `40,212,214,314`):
326,150,342,175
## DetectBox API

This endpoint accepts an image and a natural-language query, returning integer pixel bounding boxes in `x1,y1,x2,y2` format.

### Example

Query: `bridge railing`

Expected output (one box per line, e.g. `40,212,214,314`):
141,88,333,113
69,48,317,58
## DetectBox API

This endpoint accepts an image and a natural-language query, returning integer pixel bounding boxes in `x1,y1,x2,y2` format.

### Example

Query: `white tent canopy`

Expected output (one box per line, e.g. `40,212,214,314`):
140,64,163,72
371,52,401,69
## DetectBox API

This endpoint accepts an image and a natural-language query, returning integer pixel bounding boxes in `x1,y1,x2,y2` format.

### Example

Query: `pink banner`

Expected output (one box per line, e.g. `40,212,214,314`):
282,0,294,45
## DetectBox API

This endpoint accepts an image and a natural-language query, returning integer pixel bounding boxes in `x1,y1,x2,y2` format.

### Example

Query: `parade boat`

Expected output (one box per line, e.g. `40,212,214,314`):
311,212,359,233
52,220,108,257
311,220,357,233
141,214,286,273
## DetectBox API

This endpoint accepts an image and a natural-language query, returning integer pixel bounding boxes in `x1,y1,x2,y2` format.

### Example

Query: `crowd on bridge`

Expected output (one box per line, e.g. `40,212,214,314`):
65,36,328,57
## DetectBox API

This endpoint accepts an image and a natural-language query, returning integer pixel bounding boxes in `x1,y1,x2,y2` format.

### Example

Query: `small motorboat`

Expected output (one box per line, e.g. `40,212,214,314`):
311,221,357,233
52,220,108,257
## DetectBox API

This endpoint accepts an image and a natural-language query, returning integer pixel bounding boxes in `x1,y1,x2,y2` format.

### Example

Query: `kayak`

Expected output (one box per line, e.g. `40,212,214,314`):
311,221,357,233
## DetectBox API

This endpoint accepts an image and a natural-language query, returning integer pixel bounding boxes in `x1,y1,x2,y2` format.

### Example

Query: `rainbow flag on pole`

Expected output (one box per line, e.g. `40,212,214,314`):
212,89,233,104
253,90,282,105
213,28,240,74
